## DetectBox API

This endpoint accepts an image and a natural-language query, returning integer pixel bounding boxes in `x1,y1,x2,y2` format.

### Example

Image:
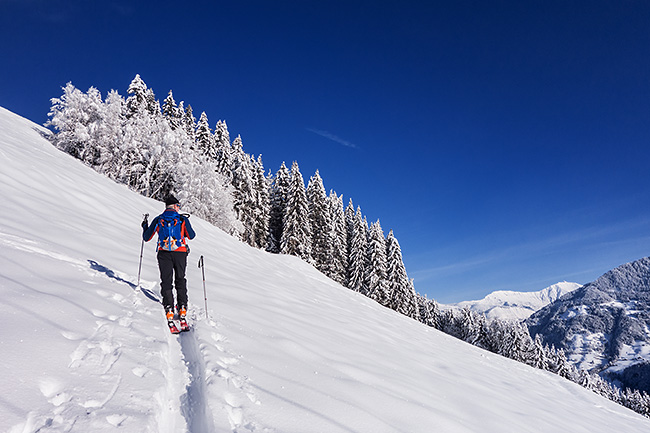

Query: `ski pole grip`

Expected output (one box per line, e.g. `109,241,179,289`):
198,255,204,268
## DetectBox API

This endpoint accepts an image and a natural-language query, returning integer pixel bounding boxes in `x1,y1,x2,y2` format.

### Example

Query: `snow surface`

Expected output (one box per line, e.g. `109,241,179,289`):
452,282,581,321
1,105,649,432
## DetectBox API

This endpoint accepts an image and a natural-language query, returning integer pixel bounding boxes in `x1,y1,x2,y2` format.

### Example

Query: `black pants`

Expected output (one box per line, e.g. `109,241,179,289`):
157,250,188,310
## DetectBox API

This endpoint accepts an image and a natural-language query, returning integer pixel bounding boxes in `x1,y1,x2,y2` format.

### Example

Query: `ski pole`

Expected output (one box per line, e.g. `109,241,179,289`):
137,213,149,289
198,255,208,319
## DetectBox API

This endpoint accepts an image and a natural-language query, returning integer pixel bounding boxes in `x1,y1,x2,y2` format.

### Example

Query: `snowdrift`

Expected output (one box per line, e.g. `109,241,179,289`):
1,105,648,432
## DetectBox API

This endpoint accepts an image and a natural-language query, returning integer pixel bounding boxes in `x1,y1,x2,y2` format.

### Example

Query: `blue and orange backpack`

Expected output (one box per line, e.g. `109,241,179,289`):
157,213,188,252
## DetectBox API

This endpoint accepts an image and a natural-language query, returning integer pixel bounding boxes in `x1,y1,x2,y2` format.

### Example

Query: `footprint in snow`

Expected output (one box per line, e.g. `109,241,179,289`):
131,365,150,378
106,413,128,427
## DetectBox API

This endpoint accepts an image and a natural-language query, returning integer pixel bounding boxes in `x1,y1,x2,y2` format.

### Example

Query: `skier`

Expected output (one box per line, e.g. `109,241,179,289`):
142,195,196,332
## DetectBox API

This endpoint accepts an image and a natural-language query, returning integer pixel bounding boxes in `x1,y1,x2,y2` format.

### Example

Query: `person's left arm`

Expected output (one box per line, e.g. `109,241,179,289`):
182,215,196,240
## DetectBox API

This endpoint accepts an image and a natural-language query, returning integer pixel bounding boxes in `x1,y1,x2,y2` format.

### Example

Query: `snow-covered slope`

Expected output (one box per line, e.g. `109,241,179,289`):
453,282,581,321
1,105,649,433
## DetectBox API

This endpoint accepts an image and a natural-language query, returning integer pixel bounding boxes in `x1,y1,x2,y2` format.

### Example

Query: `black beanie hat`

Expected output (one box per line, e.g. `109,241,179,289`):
165,195,180,207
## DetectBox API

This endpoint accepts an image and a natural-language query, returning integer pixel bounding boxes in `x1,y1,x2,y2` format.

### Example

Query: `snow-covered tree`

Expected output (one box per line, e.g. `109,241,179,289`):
344,199,356,263
162,90,182,130
327,191,348,285
196,111,216,159
546,346,571,379
175,153,242,235
125,74,158,117
281,161,311,260
46,83,105,166
386,230,418,318
417,295,442,329
307,170,333,275
214,119,232,180
230,136,257,245
268,162,290,253
347,206,368,293
251,155,270,249
365,220,389,304
96,90,126,176
47,76,240,236
182,104,196,141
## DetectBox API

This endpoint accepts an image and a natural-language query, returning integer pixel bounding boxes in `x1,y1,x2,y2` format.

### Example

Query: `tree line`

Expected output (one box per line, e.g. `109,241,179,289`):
46,75,650,418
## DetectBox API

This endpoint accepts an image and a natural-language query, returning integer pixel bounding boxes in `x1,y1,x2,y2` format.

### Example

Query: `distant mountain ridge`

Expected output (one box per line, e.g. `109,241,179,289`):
526,257,650,393
450,282,581,321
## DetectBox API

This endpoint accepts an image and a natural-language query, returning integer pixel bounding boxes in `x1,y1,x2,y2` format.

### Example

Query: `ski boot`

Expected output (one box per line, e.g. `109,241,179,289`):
178,305,190,332
166,306,180,334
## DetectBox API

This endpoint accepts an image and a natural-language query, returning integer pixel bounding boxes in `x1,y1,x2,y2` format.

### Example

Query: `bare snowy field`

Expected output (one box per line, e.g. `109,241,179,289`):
1,106,648,432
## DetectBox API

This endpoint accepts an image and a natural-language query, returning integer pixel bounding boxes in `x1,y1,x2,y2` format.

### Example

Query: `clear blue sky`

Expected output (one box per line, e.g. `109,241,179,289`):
2,1,650,303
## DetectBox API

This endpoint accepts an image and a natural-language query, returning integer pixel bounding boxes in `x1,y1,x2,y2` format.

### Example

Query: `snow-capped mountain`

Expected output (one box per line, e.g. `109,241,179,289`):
452,282,581,321
2,105,649,432
527,258,650,394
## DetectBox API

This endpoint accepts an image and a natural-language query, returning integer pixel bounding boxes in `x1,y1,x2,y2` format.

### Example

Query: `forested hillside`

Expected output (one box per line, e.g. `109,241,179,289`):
45,76,650,417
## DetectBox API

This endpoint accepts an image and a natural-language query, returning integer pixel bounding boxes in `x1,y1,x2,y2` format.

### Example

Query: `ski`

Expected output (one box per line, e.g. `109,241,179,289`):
179,317,190,332
165,307,189,334
178,305,190,332
168,319,181,334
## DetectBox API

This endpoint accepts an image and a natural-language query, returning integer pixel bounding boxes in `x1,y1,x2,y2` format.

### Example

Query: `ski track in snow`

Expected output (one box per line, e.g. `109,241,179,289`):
178,327,216,433
176,312,272,433
86,263,268,433
1,229,267,433
76,266,253,433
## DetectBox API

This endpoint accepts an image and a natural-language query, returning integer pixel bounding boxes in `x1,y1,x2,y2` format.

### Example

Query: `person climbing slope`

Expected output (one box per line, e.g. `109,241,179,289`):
142,194,196,333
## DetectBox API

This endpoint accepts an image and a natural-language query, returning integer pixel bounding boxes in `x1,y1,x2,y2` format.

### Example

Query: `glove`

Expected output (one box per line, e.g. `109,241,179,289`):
141,220,148,230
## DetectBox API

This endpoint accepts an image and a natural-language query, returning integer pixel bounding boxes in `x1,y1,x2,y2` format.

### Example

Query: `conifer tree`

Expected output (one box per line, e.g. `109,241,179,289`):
386,230,418,318
531,334,549,371
183,104,196,141
456,308,481,344
327,191,348,285
195,111,216,159
230,136,256,245
162,90,182,130
125,74,157,117
268,162,290,253
121,75,163,194
344,200,356,263
252,155,270,249
548,346,571,379
214,120,232,180
281,161,312,260
366,221,389,304
417,295,442,329
347,206,368,293
307,170,332,275
473,312,491,350
125,74,147,116
230,134,246,173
